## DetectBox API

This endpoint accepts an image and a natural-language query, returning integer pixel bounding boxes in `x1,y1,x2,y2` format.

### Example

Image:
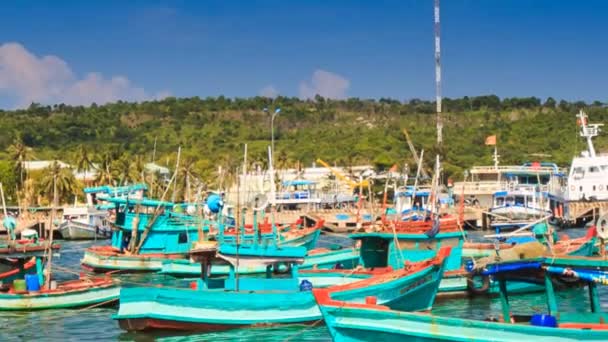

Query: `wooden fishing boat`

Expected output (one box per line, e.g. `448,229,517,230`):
314,256,608,342
0,239,120,310
57,219,112,240
0,277,120,310
115,247,449,332
81,196,321,272
158,246,360,278
114,219,450,332
82,225,321,273
0,257,37,283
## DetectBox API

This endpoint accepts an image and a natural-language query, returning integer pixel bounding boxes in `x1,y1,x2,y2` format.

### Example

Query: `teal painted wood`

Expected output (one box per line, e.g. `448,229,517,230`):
332,266,445,311
107,210,319,256
114,286,321,328
350,232,464,272
314,302,608,342
159,247,360,277
114,260,445,331
219,243,308,259
0,281,119,310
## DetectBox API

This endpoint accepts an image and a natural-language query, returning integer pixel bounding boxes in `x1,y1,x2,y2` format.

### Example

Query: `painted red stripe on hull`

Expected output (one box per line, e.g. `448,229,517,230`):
118,318,321,332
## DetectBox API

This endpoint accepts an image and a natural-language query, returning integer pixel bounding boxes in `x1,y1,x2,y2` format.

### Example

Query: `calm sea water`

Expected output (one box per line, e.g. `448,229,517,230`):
0,229,600,341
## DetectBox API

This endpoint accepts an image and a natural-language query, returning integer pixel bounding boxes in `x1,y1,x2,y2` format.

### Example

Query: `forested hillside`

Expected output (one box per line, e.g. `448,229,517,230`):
0,95,606,203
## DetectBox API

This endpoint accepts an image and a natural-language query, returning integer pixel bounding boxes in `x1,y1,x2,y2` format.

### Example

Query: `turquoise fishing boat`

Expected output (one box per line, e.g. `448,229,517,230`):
0,238,120,310
114,214,451,332
115,245,450,332
314,255,608,341
82,196,321,272
159,246,360,277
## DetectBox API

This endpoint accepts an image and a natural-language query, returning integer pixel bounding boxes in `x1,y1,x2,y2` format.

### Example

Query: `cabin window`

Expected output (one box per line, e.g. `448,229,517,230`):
593,186,597,191
589,166,600,173
495,197,504,206
505,196,514,205
526,196,534,205
515,196,525,206
178,232,188,244
573,167,585,176
602,166,608,171
580,186,583,192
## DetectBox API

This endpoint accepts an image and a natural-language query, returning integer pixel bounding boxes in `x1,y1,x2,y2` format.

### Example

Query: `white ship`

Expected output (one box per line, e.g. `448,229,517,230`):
566,110,608,202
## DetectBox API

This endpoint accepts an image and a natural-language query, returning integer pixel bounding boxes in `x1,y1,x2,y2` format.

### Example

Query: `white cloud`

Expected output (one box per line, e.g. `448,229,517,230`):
0,42,169,108
259,85,278,98
299,69,350,100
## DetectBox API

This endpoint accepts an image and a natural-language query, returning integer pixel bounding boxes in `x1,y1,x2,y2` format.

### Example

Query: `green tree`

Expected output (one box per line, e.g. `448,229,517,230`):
7,136,33,189
38,162,77,204
75,145,93,184
95,150,115,185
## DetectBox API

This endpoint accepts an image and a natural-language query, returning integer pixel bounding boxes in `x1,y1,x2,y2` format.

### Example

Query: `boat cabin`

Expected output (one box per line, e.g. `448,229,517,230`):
62,206,109,228
84,184,147,207
393,186,432,219
349,231,464,273
191,240,308,292
104,196,200,255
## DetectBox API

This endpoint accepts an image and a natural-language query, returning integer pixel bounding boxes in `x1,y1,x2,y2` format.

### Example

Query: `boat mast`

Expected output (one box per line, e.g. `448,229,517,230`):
434,0,443,146
578,110,602,158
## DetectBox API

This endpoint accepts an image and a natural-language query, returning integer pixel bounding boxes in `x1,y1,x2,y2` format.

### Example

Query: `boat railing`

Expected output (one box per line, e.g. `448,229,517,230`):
454,181,557,195
469,165,567,175
453,181,509,194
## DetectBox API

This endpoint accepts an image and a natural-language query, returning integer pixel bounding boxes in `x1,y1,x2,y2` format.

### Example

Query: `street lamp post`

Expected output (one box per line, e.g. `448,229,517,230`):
265,107,281,165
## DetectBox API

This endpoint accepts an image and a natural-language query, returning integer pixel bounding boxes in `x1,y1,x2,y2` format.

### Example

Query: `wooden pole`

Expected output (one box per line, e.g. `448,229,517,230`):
171,146,181,203
45,173,57,289
235,165,241,292
0,183,7,217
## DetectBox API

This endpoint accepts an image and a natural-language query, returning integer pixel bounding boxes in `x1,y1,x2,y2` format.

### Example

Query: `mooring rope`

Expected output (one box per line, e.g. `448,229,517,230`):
282,318,324,342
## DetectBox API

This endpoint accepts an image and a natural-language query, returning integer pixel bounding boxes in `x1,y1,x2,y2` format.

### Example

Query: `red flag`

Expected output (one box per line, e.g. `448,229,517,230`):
485,135,497,146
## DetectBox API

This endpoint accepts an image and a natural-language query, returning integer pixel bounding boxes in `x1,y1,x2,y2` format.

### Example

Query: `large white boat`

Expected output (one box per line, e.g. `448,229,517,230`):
566,110,608,202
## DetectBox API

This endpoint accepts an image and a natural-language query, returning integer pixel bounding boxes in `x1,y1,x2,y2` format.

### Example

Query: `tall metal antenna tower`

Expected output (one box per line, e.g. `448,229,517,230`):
434,0,443,145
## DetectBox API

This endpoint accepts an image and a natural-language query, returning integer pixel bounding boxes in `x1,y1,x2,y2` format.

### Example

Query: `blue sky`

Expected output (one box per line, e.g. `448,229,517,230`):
0,0,606,108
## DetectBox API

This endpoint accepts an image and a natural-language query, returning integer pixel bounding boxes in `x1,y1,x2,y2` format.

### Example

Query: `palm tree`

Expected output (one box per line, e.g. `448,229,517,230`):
38,162,77,204
75,145,93,185
276,150,289,170
7,136,34,189
132,154,146,184
177,157,199,202
144,170,164,198
112,155,138,186
95,150,115,185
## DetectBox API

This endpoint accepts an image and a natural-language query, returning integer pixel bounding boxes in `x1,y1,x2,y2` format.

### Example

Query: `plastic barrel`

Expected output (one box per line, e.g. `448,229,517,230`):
25,274,40,291
13,279,26,292
530,314,557,328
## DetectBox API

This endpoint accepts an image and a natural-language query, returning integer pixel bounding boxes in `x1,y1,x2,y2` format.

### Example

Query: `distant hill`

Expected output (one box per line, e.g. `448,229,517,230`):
1,95,606,183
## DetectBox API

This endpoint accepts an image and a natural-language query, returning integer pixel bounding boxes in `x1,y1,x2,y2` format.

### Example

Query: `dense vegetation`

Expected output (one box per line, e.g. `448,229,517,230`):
1,95,606,204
